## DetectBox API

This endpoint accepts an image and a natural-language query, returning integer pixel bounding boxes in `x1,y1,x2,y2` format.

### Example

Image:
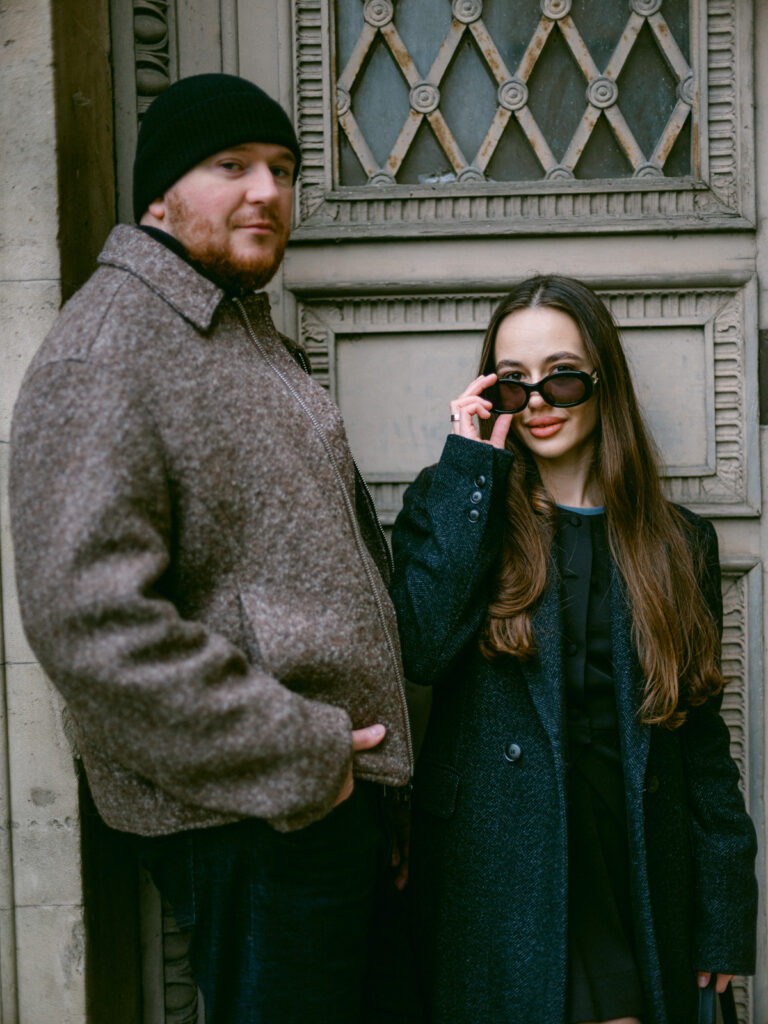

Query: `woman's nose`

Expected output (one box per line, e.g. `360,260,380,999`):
527,387,549,409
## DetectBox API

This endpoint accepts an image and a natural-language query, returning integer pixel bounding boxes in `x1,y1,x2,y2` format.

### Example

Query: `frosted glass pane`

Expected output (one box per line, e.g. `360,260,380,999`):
335,0,692,185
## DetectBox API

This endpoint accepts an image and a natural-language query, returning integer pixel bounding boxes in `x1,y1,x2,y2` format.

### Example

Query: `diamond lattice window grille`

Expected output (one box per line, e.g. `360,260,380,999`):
334,0,695,186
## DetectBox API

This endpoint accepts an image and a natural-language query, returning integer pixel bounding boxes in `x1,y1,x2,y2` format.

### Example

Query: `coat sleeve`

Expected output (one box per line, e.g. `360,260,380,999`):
679,518,758,973
390,434,514,685
10,358,353,832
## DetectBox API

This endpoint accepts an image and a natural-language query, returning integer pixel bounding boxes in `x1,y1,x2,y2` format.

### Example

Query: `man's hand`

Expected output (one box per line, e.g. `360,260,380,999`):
333,723,386,807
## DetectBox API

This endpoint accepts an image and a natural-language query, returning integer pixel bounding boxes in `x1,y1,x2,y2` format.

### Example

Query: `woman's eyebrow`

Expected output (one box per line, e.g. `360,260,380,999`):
495,350,584,372
495,359,524,372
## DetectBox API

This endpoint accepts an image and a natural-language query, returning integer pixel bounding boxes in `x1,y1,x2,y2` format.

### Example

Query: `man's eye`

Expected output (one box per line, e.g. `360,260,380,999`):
271,165,293,179
218,161,242,172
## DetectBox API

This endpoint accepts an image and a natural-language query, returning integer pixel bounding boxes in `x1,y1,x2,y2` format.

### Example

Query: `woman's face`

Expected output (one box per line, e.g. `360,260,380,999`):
493,306,600,468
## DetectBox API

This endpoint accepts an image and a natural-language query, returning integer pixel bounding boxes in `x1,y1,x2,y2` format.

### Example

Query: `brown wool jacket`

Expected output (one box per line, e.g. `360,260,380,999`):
10,225,413,836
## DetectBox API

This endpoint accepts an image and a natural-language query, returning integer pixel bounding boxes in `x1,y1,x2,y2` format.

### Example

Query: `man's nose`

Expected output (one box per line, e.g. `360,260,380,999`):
243,164,280,204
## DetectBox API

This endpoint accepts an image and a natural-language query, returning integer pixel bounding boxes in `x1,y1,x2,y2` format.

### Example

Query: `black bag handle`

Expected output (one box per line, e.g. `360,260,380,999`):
698,977,738,1024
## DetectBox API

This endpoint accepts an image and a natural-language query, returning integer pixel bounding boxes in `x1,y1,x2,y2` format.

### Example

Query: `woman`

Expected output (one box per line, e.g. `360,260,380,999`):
390,276,757,1024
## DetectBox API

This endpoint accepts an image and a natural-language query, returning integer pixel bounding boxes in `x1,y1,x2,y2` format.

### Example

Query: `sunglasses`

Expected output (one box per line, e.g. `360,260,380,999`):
484,369,599,414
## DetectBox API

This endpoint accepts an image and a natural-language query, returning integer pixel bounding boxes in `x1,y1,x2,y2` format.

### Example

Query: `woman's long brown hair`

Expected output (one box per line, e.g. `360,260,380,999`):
478,275,723,727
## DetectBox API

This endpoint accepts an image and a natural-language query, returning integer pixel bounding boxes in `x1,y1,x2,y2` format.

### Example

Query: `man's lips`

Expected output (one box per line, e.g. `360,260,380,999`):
235,221,275,233
524,417,565,438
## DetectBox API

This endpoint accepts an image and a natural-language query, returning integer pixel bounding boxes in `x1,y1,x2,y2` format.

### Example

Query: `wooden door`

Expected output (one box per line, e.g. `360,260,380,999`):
110,2,766,1020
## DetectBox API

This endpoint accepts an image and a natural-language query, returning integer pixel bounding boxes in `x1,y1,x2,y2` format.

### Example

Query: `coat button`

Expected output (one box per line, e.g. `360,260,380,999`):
468,508,480,523
504,742,522,763
646,775,660,794
569,516,582,528
475,475,487,488
470,490,483,504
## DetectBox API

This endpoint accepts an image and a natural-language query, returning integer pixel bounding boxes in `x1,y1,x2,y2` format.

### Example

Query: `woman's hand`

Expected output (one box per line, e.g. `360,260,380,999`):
449,373,514,450
697,971,735,994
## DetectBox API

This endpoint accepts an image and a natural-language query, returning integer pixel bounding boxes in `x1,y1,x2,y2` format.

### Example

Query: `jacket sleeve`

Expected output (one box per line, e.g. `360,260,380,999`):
390,434,514,685
10,358,353,832
679,518,758,973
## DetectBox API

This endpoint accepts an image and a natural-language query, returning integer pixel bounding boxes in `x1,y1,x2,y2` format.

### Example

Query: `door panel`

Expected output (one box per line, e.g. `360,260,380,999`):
109,1,765,1020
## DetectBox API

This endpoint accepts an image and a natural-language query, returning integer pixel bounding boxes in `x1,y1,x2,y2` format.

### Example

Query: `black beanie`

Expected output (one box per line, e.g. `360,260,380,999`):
132,73,302,223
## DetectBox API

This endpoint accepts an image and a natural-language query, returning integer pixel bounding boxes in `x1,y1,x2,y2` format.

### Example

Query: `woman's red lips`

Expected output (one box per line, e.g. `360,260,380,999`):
525,417,565,438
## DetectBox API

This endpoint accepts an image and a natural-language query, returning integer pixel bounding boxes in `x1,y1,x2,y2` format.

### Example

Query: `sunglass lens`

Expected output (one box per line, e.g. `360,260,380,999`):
494,380,528,413
541,374,587,406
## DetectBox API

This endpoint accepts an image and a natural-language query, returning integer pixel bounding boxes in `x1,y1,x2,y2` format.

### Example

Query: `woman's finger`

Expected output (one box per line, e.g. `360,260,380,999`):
455,372,497,402
450,374,500,442
489,412,514,450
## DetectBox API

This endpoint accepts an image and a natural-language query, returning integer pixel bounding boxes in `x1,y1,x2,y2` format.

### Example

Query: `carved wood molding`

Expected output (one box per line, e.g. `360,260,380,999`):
720,558,761,1024
133,1,175,116
161,901,202,1023
298,281,758,518
292,0,754,237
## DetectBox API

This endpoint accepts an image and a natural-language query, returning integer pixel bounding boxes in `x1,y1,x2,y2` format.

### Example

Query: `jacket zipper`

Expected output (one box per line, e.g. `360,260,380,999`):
233,298,414,770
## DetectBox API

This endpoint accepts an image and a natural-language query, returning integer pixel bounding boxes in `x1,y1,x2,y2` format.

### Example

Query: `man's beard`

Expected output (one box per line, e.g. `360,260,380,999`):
190,244,286,292
164,191,288,292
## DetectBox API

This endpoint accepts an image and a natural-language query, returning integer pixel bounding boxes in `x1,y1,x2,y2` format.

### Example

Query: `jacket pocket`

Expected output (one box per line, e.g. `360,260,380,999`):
413,761,460,819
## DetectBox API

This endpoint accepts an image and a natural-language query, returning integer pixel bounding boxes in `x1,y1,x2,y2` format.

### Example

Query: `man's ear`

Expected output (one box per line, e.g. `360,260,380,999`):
139,198,167,227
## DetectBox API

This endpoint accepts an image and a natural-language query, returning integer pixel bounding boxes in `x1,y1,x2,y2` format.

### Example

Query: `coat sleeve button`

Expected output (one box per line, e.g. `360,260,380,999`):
646,775,660,794
470,490,483,504
468,508,480,523
475,475,487,488
504,742,523,763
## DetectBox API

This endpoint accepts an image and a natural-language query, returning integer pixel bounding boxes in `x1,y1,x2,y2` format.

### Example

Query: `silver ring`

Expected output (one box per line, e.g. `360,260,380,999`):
450,413,461,422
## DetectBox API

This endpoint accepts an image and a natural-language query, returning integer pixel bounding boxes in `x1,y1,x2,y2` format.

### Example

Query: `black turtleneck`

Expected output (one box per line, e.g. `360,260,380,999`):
138,225,311,375
138,225,248,298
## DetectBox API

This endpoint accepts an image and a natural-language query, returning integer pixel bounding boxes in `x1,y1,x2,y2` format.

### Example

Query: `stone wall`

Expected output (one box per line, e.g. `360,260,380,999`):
0,1,114,1020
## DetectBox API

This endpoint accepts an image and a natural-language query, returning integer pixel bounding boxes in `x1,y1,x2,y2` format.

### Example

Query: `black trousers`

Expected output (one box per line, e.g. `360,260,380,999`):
137,783,393,1024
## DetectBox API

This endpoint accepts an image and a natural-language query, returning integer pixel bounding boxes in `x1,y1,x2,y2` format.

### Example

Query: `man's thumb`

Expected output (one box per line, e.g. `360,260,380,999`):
351,723,386,751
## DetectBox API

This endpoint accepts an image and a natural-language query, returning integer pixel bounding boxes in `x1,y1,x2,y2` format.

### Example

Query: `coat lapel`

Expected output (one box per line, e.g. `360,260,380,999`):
610,565,650,787
520,572,566,765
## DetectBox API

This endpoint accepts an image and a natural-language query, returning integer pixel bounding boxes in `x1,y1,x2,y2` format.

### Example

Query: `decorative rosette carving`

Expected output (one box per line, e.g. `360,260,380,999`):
369,170,397,185
634,163,663,178
410,82,440,114
545,165,574,180
498,78,528,112
452,0,482,24
540,0,571,20
629,0,662,14
678,74,695,106
587,76,618,109
336,86,351,117
364,0,394,28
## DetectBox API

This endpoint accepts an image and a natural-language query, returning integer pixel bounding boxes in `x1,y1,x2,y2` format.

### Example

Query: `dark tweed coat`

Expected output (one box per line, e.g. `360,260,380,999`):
390,435,757,1024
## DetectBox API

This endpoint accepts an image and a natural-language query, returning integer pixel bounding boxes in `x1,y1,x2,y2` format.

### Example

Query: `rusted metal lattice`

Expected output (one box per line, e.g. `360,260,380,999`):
335,0,694,185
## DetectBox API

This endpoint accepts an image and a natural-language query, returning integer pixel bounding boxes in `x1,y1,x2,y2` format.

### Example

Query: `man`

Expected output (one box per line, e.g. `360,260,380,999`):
9,74,413,1023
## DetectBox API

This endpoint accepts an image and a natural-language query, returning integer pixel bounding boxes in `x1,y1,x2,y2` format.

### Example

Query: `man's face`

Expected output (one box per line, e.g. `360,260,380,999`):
146,141,296,290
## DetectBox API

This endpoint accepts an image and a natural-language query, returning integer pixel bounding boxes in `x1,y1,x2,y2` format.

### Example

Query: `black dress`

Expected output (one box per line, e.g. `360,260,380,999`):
556,506,646,1023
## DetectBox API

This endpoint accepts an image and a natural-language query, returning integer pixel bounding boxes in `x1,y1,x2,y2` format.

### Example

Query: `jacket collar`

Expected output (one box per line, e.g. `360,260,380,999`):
98,224,229,331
